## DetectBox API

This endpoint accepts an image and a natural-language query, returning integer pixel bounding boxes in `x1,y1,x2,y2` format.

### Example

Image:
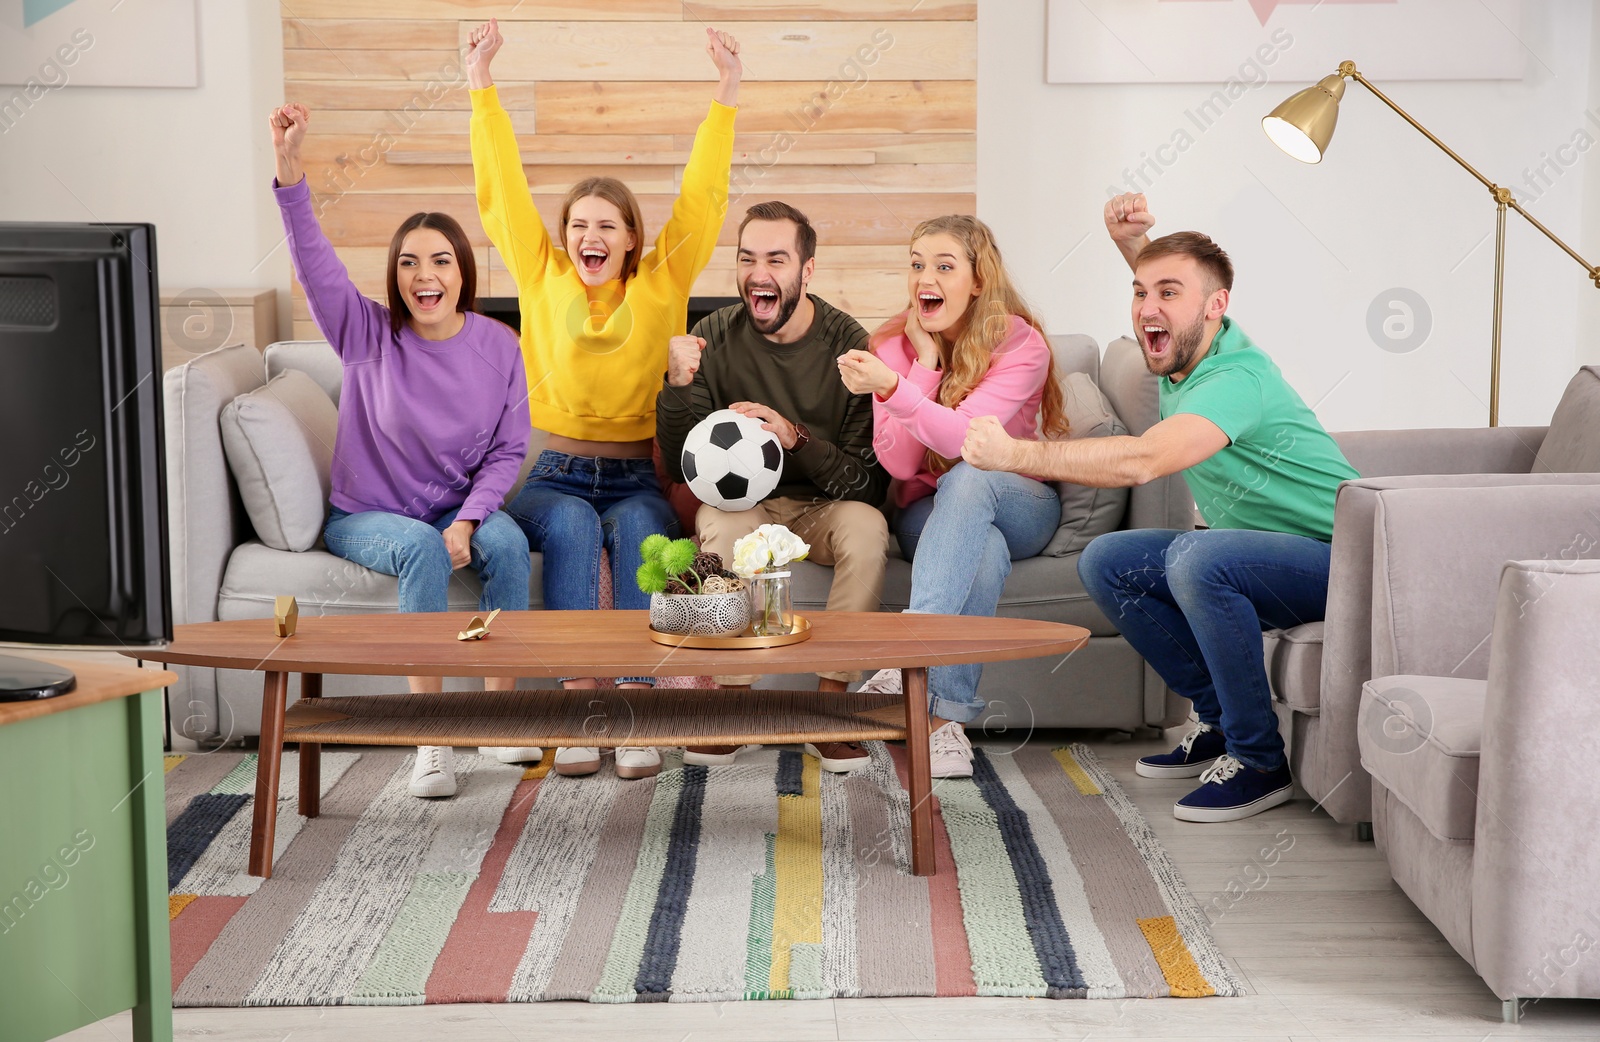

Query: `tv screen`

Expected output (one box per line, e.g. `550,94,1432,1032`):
0,223,170,647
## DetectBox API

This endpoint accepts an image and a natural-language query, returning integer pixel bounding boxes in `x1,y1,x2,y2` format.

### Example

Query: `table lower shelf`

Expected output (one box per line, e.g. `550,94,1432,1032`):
282,688,910,748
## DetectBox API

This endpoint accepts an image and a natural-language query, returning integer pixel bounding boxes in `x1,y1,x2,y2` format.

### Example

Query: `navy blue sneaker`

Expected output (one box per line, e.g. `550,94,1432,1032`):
1136,723,1226,779
1174,755,1294,822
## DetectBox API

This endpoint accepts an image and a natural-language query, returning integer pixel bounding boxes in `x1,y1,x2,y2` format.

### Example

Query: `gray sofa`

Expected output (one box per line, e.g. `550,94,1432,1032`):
1357,488,1600,1019
162,334,1193,743
1267,366,1600,824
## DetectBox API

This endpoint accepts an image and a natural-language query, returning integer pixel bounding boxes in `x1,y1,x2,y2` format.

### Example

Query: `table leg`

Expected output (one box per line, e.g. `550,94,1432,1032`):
128,689,175,1042
298,673,322,819
903,666,935,876
249,671,288,878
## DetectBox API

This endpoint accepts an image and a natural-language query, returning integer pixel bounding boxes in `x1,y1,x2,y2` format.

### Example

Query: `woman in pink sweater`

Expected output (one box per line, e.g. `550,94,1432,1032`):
838,215,1067,778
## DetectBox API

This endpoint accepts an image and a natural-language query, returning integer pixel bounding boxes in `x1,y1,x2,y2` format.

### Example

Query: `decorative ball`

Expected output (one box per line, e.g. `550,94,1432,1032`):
680,409,784,511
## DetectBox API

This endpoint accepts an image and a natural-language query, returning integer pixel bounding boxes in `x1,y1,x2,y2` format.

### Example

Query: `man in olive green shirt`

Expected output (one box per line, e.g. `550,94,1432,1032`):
962,193,1358,824
657,200,890,774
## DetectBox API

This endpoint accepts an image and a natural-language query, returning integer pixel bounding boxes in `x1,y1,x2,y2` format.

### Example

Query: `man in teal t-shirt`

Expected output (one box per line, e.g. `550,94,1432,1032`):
961,193,1358,824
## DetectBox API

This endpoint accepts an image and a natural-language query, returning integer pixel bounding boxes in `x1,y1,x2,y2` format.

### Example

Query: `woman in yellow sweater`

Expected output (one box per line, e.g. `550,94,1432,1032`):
465,20,740,780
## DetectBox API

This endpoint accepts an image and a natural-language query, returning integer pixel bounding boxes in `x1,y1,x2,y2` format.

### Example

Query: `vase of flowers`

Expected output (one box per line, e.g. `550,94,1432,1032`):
636,535,750,636
732,525,810,637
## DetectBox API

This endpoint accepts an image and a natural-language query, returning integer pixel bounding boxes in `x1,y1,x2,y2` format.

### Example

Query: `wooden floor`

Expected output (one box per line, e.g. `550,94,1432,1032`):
64,729,1600,1041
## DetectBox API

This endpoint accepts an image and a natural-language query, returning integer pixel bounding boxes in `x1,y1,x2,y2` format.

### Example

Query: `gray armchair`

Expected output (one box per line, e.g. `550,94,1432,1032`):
1269,365,1600,824
1356,483,1600,1020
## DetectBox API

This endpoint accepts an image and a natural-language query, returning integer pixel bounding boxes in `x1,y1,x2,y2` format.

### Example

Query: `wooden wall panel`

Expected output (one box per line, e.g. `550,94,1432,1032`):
283,1,681,20
284,0,974,18
281,3,974,348
680,1,976,18
483,22,975,83
532,80,974,135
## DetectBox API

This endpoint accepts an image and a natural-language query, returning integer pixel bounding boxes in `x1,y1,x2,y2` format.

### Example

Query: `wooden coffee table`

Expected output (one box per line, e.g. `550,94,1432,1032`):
137,611,1087,879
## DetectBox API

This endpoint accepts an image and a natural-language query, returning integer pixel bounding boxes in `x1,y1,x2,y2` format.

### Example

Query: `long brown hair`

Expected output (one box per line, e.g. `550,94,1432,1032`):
560,177,646,283
871,215,1068,473
385,212,477,337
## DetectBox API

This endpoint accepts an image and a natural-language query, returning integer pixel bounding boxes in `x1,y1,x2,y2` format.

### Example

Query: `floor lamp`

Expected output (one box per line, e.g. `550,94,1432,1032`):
1262,61,1600,427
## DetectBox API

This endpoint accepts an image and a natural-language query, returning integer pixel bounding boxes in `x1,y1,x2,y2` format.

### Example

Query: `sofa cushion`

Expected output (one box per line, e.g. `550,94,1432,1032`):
264,340,344,406
1040,372,1131,557
218,542,547,615
1533,366,1600,474
1047,332,1100,382
1263,621,1323,714
1359,674,1486,843
788,554,1121,637
219,369,337,552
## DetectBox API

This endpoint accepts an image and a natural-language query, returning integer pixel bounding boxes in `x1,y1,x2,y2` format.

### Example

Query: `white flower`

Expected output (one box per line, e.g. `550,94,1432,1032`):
731,531,772,578
754,524,810,568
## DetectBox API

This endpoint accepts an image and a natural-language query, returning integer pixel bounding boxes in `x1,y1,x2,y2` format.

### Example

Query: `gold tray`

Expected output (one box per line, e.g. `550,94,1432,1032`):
647,613,813,649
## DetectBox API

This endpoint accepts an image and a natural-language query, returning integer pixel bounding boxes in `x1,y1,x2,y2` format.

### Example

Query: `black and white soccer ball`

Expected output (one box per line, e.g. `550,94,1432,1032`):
681,409,784,511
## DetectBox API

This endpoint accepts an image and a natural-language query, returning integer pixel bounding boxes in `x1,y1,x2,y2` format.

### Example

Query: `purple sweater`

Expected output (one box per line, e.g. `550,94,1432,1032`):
274,177,530,525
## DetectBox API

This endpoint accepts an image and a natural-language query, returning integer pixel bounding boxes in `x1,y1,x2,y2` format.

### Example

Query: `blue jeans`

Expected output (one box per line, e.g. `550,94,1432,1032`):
1077,528,1333,772
323,506,531,614
896,463,1061,724
505,450,679,685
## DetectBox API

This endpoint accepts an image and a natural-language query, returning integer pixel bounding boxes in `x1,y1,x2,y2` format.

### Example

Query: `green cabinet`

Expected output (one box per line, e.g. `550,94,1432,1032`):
0,670,172,1042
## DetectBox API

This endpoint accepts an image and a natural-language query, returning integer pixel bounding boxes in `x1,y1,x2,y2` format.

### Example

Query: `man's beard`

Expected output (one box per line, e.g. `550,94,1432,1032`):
1144,313,1207,377
741,273,805,335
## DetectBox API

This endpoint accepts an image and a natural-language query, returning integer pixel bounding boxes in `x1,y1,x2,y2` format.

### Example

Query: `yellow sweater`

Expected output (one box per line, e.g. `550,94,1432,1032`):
470,86,736,441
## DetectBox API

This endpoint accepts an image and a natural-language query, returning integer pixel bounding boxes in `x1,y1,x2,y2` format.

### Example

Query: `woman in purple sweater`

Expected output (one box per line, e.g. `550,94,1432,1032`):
271,103,533,800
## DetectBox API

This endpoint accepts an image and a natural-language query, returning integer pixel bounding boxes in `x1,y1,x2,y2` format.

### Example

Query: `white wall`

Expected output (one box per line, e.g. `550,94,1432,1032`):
979,0,1599,430
0,2,289,337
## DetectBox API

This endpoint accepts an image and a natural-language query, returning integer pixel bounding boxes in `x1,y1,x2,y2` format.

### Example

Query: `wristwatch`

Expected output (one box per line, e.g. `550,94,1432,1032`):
788,422,811,453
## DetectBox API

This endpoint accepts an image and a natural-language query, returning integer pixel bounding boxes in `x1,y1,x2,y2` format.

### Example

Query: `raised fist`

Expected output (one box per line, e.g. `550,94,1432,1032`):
1104,192,1156,246
467,19,502,68
667,334,705,387
269,103,309,155
705,27,742,82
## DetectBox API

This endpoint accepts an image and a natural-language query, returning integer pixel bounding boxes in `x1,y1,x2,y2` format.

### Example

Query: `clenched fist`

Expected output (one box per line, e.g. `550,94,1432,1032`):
667,335,705,387
466,18,503,90
706,28,742,81
442,520,474,570
837,349,897,398
962,415,1020,472
269,103,310,186
269,103,309,155
1104,192,1156,246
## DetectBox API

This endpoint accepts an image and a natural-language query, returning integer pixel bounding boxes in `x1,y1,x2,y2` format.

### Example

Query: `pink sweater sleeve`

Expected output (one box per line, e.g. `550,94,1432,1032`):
877,318,1051,460
870,334,937,482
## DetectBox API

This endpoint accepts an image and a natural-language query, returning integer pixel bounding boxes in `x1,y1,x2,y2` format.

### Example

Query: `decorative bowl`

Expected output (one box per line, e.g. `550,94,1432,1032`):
648,591,751,637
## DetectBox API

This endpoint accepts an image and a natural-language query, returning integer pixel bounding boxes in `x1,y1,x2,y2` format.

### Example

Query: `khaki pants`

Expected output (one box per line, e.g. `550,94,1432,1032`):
697,496,889,684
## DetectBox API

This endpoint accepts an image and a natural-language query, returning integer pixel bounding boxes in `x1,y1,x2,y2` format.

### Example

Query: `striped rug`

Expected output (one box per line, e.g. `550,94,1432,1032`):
162,743,1243,1004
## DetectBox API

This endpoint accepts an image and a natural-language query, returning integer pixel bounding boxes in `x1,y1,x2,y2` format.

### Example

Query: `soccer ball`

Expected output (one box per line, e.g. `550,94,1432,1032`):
681,409,784,511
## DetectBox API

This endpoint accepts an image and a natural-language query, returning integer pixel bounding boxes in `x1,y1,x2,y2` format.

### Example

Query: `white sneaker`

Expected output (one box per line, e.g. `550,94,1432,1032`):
478,746,544,764
552,746,601,776
615,746,662,780
409,745,457,798
929,721,974,779
857,668,902,695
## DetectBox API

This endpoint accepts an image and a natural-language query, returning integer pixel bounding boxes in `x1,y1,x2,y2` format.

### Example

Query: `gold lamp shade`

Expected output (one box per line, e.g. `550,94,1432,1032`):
1262,73,1347,164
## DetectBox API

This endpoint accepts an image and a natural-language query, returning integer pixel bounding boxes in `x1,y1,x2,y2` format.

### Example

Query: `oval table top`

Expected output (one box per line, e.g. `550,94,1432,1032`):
129,610,1090,679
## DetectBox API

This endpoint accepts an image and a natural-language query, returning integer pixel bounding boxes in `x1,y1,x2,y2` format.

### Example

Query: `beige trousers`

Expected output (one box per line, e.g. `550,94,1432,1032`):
697,496,889,684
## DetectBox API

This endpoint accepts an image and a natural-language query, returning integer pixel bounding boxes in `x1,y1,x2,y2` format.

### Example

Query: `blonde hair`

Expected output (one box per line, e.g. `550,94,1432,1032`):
871,215,1068,473
560,176,646,282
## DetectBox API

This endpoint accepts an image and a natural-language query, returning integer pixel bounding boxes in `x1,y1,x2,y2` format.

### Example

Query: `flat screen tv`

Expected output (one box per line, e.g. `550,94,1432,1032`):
0,222,170,668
